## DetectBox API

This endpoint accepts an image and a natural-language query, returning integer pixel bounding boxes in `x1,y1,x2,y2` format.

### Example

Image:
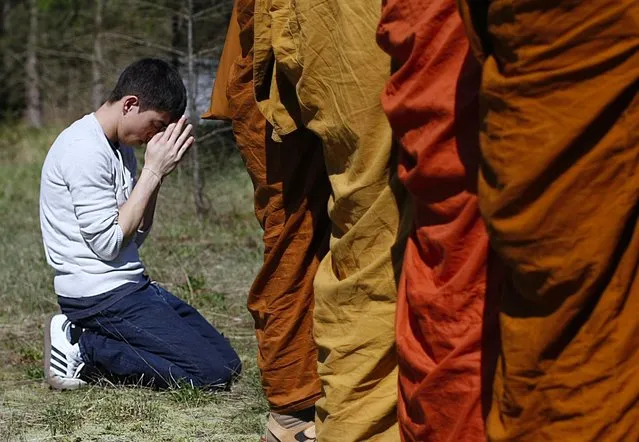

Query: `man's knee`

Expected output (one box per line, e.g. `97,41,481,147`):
189,355,242,387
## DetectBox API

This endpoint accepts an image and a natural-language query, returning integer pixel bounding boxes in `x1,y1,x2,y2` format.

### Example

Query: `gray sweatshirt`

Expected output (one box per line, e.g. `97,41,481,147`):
39,113,149,298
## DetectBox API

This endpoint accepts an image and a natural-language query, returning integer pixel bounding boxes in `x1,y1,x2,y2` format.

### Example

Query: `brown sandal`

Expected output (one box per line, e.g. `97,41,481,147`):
260,413,316,442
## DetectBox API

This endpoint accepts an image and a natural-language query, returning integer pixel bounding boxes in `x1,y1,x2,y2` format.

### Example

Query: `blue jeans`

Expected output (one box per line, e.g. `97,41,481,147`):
68,283,241,389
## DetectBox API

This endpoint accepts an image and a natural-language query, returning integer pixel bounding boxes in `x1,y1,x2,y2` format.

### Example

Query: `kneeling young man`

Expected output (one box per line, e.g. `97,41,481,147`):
39,58,241,390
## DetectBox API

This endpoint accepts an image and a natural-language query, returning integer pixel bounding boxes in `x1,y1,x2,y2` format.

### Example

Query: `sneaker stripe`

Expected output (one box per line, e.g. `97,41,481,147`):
51,353,67,369
51,346,66,361
50,361,67,376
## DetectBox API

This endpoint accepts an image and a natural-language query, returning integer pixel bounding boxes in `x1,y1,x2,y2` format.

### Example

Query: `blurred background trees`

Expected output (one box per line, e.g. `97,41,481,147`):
0,0,235,213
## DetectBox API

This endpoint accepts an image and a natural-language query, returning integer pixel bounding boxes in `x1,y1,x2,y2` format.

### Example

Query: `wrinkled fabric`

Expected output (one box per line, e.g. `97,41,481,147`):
253,0,410,440
458,0,639,440
201,5,239,121
377,0,500,440
204,1,331,413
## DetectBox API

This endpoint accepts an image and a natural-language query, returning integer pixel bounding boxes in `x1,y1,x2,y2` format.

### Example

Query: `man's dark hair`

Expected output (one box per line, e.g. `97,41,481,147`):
107,58,187,121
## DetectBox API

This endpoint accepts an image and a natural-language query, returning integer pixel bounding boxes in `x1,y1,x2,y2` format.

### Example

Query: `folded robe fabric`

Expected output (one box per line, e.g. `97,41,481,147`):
457,0,639,440
253,0,411,439
201,5,239,121
203,1,331,413
377,0,501,440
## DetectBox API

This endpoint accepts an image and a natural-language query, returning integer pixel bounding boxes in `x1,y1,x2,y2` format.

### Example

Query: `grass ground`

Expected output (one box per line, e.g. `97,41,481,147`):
0,125,268,441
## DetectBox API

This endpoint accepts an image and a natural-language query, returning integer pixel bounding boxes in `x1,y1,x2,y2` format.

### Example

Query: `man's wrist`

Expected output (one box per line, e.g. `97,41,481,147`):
142,167,163,184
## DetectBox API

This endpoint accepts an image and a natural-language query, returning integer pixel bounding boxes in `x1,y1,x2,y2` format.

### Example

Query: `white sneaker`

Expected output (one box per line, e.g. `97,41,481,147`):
44,314,87,390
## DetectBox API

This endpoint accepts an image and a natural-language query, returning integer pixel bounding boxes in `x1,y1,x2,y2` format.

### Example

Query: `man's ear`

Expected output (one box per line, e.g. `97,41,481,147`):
122,96,140,115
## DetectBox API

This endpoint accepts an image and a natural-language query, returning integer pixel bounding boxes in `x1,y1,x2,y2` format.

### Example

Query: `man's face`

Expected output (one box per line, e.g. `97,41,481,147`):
118,97,173,146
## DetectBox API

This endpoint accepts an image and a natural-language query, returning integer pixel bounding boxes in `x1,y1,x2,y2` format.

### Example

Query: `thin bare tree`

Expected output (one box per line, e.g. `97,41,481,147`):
25,0,42,127
186,0,205,215
1,0,9,75
92,0,105,109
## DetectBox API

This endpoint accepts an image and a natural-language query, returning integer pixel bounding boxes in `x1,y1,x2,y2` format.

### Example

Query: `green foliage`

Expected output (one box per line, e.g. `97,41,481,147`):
37,0,80,12
197,291,228,311
168,382,217,408
19,342,45,379
96,393,164,427
24,364,45,380
185,273,207,292
18,344,42,363
42,400,83,436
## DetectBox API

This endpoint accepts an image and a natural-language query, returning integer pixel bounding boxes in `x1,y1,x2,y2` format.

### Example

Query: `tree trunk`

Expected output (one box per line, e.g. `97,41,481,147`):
92,0,105,109
173,6,182,182
1,0,9,74
171,1,181,72
187,0,205,215
25,0,42,127
0,0,9,112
